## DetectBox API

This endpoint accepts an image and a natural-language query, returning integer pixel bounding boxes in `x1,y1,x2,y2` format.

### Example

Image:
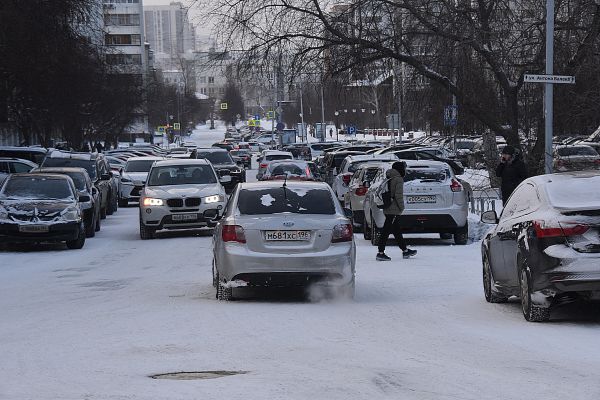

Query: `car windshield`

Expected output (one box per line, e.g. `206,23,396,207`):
197,151,233,165
126,160,157,172
61,172,86,191
147,165,217,186
268,163,308,177
237,187,335,215
404,167,449,183
456,141,476,150
1,176,74,200
557,147,598,157
265,154,292,161
42,158,96,180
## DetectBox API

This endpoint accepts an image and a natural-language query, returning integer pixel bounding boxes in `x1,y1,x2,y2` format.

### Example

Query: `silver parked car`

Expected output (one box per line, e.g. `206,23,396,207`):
332,154,399,202
138,159,227,239
363,160,469,245
212,181,356,300
256,150,294,180
119,156,164,206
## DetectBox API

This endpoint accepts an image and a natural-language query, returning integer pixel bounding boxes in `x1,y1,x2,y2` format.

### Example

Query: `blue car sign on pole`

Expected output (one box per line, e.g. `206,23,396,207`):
347,125,357,136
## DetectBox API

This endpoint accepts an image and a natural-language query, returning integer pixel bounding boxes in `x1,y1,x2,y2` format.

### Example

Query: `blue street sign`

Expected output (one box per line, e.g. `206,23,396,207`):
444,105,458,127
347,125,357,136
255,114,260,121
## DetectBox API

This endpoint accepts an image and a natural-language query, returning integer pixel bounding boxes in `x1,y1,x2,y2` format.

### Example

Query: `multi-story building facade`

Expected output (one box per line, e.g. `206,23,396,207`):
103,0,150,139
144,2,196,70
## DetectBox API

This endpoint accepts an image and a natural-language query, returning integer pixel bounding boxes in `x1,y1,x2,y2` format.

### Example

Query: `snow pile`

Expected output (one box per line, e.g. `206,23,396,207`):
468,213,493,242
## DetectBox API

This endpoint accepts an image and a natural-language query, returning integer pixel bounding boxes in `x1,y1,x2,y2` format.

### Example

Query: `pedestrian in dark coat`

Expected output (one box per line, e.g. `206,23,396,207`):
496,145,528,204
376,161,417,261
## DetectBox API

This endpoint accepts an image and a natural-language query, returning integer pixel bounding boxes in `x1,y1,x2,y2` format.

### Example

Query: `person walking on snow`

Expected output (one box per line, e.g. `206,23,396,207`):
495,145,527,205
376,161,417,261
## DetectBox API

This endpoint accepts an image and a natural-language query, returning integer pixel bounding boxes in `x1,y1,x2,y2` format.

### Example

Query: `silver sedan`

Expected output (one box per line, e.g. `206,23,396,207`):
212,181,356,300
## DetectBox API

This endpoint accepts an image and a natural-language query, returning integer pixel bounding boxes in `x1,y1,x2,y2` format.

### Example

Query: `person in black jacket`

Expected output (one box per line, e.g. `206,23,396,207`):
496,145,527,204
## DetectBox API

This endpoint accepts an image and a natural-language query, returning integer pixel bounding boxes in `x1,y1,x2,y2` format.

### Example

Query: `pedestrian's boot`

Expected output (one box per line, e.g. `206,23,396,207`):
402,249,417,259
376,252,391,261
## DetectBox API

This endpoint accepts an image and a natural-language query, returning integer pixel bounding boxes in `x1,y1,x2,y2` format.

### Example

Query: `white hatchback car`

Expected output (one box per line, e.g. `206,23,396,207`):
138,159,227,239
256,150,294,180
119,156,164,206
363,160,469,245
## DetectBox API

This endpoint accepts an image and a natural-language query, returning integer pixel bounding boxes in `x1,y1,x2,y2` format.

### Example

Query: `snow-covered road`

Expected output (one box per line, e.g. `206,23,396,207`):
1,126,600,399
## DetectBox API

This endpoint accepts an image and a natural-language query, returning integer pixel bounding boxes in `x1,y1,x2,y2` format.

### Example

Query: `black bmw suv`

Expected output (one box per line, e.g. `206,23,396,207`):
195,148,246,193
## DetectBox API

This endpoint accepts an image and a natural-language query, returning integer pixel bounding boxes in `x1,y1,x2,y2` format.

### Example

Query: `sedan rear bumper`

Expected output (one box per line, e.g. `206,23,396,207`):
217,244,355,285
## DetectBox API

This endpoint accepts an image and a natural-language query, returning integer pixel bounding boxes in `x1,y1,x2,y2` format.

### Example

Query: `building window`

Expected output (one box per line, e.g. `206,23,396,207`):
208,87,215,95
200,87,207,94
208,77,214,84
106,53,142,65
104,0,139,4
219,87,225,94
199,76,206,84
105,34,141,46
104,14,140,26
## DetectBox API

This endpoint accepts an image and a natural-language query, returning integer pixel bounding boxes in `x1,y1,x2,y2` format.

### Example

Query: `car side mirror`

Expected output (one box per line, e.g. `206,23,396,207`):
100,173,111,181
343,208,353,218
79,195,91,203
220,175,232,183
481,210,499,224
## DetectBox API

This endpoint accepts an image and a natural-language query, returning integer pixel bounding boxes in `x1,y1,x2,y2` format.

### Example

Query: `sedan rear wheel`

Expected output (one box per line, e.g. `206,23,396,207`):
519,264,550,322
454,225,468,245
216,274,232,301
483,256,508,303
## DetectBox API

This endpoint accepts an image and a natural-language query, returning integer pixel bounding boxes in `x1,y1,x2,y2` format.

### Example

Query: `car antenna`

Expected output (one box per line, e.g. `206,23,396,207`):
282,172,288,188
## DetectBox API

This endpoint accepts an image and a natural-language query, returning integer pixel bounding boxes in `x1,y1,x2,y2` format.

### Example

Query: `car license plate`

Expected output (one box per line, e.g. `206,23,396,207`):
19,224,49,233
172,214,197,222
407,195,436,204
265,230,311,241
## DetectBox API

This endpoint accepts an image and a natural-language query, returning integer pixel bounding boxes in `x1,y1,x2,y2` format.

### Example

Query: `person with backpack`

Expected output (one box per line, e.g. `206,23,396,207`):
376,161,417,261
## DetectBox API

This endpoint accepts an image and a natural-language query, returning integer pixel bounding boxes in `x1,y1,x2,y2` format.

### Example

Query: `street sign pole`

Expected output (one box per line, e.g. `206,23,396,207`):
544,0,555,174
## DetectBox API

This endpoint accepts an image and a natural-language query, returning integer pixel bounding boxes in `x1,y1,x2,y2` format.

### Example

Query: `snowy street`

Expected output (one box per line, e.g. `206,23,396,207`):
1,128,600,399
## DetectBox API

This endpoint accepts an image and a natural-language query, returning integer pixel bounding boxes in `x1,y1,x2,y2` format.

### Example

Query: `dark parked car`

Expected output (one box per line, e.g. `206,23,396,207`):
196,148,245,193
0,146,47,165
229,149,252,169
41,151,117,219
0,173,87,249
34,167,101,237
480,171,600,322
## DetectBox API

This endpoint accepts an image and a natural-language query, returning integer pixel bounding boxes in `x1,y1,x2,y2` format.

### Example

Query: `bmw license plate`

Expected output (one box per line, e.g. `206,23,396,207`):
172,214,197,222
19,224,49,233
407,195,436,204
265,230,311,241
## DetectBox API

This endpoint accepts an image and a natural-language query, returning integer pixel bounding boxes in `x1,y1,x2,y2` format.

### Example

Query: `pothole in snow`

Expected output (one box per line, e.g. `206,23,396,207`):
149,371,248,380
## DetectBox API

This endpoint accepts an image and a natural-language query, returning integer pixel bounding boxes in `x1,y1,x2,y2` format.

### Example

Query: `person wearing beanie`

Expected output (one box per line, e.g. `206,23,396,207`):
496,145,528,204
376,161,417,261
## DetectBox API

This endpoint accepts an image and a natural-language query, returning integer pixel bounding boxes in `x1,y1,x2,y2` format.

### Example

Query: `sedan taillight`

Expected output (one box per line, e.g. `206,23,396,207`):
355,186,367,196
222,225,246,243
331,224,353,243
342,173,352,186
533,221,589,238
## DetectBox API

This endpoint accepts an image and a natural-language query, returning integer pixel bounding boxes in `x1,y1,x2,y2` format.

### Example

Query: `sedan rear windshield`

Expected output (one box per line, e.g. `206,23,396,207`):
147,165,217,186
125,160,157,172
265,154,293,161
404,167,449,183
1,176,74,200
237,187,335,215
197,151,234,165
557,147,598,157
42,158,96,180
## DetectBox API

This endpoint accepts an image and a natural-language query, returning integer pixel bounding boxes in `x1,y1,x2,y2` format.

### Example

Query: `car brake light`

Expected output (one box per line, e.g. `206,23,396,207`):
355,186,367,196
331,224,353,243
533,221,589,238
260,163,268,169
342,173,352,186
450,179,462,192
222,225,246,243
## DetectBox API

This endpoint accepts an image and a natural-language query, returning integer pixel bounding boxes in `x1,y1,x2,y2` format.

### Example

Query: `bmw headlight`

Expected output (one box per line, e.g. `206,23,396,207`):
204,195,224,204
61,207,81,222
142,197,163,206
